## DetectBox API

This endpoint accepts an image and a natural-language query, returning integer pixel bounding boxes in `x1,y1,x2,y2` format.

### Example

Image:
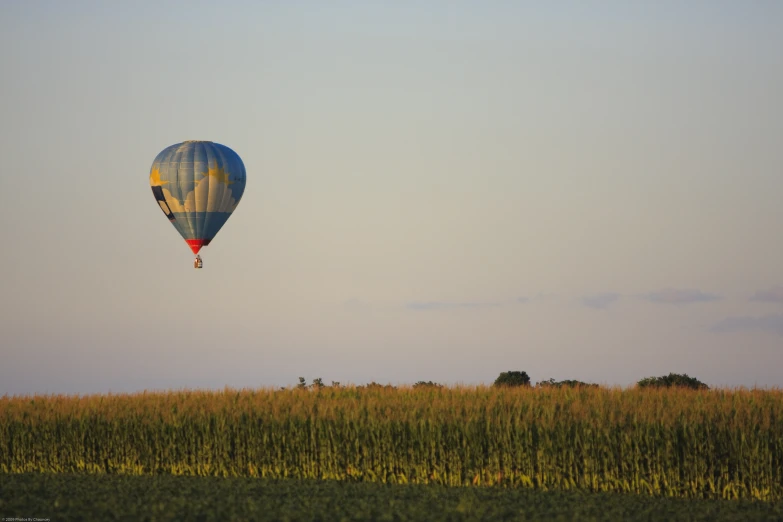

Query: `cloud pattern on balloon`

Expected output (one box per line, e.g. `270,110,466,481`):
150,163,243,214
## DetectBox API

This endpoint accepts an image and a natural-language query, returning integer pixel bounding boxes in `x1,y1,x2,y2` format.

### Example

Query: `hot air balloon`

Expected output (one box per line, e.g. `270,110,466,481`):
149,141,246,268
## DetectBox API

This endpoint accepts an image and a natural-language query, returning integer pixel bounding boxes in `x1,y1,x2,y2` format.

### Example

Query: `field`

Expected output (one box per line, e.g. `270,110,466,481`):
1,385,782,519
2,473,782,521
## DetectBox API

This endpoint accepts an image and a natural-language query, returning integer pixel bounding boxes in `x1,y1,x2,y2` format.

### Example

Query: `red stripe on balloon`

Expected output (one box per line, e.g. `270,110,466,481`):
185,239,211,254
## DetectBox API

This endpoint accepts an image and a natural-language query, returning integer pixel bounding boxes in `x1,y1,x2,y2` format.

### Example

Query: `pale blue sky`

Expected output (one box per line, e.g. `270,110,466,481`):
1,1,782,394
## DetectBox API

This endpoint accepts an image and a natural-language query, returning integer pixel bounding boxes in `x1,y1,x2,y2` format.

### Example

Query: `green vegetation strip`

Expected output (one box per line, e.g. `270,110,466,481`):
1,386,782,500
2,473,782,522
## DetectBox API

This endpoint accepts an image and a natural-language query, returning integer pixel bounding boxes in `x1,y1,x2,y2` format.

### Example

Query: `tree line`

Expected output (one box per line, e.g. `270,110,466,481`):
291,372,709,391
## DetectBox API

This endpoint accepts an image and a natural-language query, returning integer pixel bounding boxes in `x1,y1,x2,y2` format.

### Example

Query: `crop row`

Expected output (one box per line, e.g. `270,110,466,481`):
1,386,781,500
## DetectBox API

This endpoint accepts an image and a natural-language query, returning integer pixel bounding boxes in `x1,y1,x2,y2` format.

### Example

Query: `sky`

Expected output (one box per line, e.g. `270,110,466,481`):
1,1,782,395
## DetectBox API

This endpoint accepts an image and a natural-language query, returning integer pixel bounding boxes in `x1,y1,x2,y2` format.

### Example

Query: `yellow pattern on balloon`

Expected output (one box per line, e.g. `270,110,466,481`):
202,163,234,185
149,167,169,186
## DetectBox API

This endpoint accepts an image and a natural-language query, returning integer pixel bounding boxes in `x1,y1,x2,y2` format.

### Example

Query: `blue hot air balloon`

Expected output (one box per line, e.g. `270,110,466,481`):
149,141,246,268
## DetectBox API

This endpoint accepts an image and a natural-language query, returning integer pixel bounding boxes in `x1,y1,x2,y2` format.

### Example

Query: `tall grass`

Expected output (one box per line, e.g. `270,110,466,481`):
1,386,781,500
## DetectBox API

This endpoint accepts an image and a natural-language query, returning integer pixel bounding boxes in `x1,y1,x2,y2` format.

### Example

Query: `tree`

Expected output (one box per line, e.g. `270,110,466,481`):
537,378,598,389
295,377,326,389
493,371,531,388
357,382,397,391
637,373,709,390
413,380,441,388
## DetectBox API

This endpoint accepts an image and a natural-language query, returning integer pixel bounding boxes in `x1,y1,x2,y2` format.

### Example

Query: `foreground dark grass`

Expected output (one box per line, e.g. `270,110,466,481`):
1,473,782,522
2,386,782,500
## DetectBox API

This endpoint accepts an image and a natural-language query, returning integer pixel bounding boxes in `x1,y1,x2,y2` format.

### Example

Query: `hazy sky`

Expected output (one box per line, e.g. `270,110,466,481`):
1,1,782,395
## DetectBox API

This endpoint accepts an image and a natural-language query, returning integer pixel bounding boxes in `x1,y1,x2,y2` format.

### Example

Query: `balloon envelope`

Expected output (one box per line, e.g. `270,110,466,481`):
149,141,246,254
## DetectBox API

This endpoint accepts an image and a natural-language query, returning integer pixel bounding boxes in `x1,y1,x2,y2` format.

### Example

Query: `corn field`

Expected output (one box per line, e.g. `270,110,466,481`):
1,386,781,501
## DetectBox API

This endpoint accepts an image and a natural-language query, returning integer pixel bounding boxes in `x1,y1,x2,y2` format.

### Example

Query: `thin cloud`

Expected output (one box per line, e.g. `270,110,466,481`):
710,315,783,336
750,286,783,304
644,288,720,304
581,293,620,309
518,293,552,304
406,301,502,311
343,298,372,311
